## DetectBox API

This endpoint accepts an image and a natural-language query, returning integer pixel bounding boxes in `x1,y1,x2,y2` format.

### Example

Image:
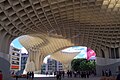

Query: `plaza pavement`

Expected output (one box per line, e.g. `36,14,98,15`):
12,74,101,80
12,77,101,80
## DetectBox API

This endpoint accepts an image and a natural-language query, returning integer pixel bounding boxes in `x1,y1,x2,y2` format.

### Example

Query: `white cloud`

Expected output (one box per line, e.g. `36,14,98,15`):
61,46,87,53
43,55,51,64
10,43,14,47
21,47,28,54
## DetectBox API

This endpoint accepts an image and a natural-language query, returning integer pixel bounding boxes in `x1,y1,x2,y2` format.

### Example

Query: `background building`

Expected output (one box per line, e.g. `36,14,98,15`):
41,58,63,74
9,46,21,73
20,53,28,73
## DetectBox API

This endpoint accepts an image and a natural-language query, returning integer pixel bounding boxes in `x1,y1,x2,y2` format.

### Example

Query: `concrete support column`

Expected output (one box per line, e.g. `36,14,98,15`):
96,57,120,76
118,48,120,57
0,52,12,80
62,62,71,72
4,35,14,54
46,64,48,72
0,30,6,52
0,30,15,80
25,50,46,73
0,30,14,54
56,61,59,71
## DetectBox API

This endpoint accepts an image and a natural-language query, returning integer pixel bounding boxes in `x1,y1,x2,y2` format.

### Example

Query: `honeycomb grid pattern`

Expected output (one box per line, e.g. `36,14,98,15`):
0,0,120,58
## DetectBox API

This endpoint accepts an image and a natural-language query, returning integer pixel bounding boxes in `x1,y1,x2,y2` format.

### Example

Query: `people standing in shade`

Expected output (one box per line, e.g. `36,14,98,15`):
105,69,109,77
86,71,90,78
56,71,61,80
54,71,57,77
15,71,19,80
77,71,81,78
56,71,59,80
11,71,15,75
27,72,28,79
67,70,70,78
62,71,65,78
30,72,32,80
116,71,120,80
46,71,48,76
31,71,34,80
27,71,34,80
27,72,30,80
81,71,84,78
109,69,112,76
73,71,77,77
69,70,72,78
102,70,105,76
84,71,86,78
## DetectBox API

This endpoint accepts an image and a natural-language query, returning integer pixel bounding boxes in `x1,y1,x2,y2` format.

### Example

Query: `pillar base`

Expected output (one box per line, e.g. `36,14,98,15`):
0,52,13,80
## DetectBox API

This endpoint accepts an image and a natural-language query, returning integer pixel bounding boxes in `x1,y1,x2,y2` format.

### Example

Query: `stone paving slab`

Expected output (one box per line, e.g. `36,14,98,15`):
12,77,101,80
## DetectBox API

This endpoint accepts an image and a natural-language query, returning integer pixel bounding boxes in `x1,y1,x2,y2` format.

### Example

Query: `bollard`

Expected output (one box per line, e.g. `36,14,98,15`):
0,70,3,80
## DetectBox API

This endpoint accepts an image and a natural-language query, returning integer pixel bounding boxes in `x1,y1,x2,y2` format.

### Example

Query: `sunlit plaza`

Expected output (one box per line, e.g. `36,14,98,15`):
1,0,120,80
11,74,101,80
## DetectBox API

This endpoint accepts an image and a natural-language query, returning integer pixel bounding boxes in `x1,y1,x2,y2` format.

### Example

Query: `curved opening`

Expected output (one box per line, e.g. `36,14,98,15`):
9,36,96,77
42,46,96,75
9,37,28,75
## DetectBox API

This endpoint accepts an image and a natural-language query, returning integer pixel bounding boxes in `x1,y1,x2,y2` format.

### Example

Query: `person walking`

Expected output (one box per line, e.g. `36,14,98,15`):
27,72,30,80
102,70,105,76
67,70,70,78
46,71,48,76
108,69,112,76
31,71,34,80
56,71,60,80
56,71,62,80
116,72,120,80
15,71,19,80
62,71,65,78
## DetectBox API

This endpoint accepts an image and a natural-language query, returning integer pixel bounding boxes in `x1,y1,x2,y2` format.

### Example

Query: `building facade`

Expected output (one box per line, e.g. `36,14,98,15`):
21,53,28,73
9,46,21,73
41,58,63,74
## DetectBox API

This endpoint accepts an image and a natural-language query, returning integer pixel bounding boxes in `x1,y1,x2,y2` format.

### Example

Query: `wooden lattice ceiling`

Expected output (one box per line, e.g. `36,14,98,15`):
0,0,120,55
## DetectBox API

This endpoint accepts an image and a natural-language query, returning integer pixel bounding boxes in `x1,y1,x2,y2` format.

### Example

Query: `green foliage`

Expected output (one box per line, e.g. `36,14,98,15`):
71,59,96,71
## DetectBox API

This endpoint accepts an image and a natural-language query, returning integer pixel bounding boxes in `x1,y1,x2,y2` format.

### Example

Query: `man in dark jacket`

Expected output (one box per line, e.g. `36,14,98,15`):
31,71,34,80
116,72,120,80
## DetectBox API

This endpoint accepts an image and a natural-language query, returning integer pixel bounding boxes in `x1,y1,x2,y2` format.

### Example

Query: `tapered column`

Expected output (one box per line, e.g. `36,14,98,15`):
62,62,71,72
24,49,46,73
0,30,15,80
96,57,120,76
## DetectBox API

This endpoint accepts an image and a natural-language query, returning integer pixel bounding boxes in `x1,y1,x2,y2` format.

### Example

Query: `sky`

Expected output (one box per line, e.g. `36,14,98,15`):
11,38,23,49
61,46,87,59
11,37,28,54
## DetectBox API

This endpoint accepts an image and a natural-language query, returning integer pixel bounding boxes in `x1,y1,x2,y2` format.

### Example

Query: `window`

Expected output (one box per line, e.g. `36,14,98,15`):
110,48,119,59
115,48,119,58
101,49,105,58
111,48,115,59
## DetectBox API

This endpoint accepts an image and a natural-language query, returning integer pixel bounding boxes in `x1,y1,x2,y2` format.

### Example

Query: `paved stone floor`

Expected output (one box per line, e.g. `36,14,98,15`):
12,76,101,80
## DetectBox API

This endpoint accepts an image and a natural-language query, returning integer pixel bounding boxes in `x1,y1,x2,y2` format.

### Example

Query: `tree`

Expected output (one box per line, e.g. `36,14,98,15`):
71,59,96,71
71,58,85,71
